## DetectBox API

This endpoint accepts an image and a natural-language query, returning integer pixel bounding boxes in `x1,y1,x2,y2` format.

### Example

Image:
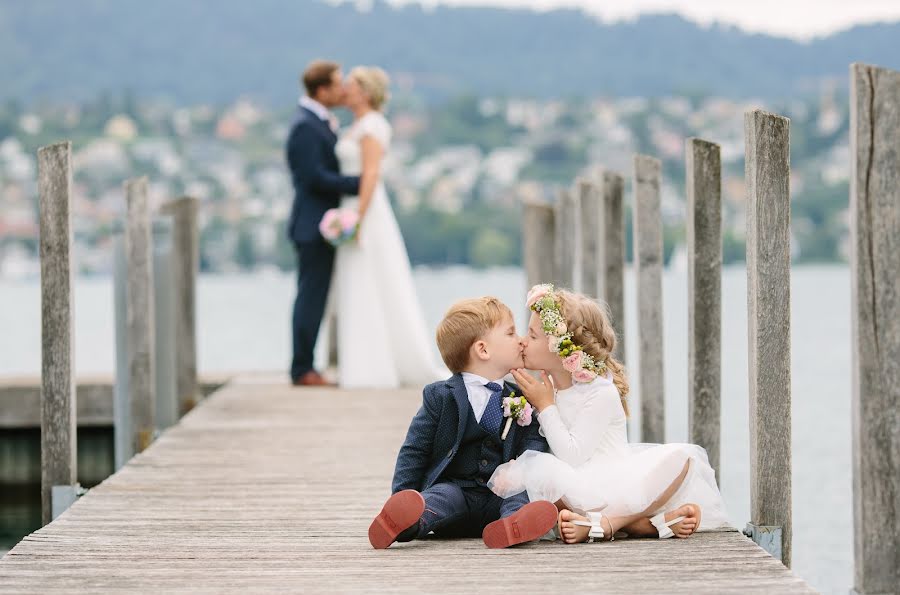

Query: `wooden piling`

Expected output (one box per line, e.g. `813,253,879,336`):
744,109,792,567
633,154,665,443
38,141,77,525
161,197,200,415
849,62,900,593
577,177,601,299
522,198,557,291
554,188,578,289
124,177,156,454
598,169,626,362
686,138,723,478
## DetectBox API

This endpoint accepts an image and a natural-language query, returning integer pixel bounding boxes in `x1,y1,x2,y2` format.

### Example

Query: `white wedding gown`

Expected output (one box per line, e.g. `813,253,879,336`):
488,374,730,531
323,112,445,388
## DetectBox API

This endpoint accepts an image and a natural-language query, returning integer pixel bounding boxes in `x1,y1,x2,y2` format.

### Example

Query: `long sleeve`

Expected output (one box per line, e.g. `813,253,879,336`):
536,391,619,467
287,123,359,196
391,389,440,493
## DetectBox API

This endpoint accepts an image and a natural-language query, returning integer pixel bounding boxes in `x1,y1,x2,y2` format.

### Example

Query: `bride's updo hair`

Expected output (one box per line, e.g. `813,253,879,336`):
555,289,630,415
350,66,391,111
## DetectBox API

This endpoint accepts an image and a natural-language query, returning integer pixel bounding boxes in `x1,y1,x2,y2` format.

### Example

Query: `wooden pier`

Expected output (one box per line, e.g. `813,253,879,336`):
0,376,813,593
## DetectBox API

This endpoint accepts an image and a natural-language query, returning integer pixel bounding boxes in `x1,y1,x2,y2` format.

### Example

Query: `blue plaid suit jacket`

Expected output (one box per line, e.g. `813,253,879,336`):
391,373,549,494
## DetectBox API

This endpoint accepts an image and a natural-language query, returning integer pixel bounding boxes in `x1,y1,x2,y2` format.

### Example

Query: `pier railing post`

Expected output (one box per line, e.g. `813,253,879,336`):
38,141,80,525
633,154,665,443
849,62,900,593
554,187,578,289
160,197,200,416
152,220,178,431
577,177,601,299
744,109,792,567
598,169,626,362
124,177,156,455
686,138,723,478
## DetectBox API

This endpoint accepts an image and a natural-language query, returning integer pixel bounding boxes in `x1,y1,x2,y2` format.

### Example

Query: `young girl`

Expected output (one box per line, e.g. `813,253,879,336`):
488,284,729,543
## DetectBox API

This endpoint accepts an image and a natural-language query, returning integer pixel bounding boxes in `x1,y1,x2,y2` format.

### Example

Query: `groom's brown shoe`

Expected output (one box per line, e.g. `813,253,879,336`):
368,490,425,549
482,500,557,548
292,370,335,387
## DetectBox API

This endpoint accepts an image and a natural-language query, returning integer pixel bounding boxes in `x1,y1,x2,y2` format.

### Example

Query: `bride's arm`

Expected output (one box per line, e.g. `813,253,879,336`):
537,394,617,467
357,135,384,223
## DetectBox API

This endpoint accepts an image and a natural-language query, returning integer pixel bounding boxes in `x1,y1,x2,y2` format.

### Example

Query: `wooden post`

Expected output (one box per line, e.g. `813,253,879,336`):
577,177,601,299
633,154,665,443
744,109,792,567
522,198,556,308
161,197,200,415
554,188,578,289
38,141,77,525
598,169,626,362
686,138,722,478
124,177,156,454
849,63,900,593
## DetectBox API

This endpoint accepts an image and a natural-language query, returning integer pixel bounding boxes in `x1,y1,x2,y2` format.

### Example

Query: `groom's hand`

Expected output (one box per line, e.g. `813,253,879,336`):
511,369,555,412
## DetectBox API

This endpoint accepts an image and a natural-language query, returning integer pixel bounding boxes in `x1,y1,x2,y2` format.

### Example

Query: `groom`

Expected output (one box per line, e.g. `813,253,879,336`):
286,60,360,386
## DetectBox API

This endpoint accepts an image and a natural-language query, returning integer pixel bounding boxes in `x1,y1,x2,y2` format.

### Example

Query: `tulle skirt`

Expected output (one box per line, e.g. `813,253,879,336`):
488,443,730,531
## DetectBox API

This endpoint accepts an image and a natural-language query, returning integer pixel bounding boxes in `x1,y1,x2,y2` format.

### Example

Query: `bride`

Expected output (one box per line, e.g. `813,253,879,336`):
323,66,444,388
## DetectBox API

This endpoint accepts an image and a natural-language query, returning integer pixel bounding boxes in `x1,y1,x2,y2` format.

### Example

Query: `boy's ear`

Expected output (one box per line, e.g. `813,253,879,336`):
472,340,489,362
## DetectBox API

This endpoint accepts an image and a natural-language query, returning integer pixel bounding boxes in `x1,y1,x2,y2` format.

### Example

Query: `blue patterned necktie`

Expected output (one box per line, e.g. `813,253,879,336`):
480,382,505,435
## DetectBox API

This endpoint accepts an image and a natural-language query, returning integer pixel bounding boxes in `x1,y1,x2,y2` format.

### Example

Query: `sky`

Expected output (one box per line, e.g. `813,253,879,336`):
383,0,900,40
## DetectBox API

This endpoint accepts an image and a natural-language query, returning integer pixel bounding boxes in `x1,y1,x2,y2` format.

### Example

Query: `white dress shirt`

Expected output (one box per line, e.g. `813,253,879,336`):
461,372,505,423
299,95,338,132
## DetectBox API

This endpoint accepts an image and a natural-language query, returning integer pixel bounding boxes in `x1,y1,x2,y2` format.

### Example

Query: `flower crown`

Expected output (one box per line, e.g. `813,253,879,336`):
526,284,607,384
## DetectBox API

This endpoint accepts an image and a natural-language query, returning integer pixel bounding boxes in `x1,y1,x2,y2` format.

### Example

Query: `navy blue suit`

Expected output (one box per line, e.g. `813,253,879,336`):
392,374,549,539
285,106,359,380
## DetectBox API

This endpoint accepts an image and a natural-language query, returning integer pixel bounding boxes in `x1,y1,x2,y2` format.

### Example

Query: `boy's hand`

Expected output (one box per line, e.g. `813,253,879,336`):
511,369,555,412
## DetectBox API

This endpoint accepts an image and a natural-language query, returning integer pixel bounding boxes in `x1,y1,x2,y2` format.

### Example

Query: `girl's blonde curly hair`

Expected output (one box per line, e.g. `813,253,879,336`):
555,289,629,415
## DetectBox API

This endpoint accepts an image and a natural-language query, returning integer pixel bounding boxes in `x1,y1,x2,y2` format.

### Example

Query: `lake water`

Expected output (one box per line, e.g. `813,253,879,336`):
0,265,853,592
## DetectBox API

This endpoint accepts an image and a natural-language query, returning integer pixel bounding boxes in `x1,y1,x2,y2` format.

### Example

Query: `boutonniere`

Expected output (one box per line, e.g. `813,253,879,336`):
501,391,534,440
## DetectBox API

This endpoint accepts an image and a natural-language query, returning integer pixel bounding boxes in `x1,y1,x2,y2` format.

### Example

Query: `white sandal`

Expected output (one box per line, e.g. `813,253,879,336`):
650,512,686,539
570,510,611,543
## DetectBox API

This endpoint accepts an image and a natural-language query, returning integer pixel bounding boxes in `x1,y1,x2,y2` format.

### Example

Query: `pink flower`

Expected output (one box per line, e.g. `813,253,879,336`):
555,321,568,334
518,403,534,426
526,284,551,308
502,398,513,418
562,350,584,373
572,368,597,383
548,336,562,352
339,208,359,230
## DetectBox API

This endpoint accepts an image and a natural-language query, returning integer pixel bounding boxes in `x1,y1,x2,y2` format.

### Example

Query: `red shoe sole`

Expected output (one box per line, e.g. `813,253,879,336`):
368,490,425,549
482,500,558,548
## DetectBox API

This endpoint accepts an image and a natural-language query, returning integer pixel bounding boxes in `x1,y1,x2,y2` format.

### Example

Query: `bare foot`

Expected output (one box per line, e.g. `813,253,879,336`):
665,503,701,538
558,509,611,544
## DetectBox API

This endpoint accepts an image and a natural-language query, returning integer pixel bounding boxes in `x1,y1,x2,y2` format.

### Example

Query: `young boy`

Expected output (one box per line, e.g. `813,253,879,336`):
368,297,557,549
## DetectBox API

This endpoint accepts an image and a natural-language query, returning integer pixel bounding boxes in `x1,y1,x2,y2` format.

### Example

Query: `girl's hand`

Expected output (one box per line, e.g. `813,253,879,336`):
510,369,555,412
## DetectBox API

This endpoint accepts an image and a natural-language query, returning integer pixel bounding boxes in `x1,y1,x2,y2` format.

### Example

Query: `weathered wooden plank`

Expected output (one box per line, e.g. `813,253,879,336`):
599,169,626,362
124,177,156,455
0,376,814,593
849,62,900,594
744,109,792,567
686,138,722,478
633,154,665,443
37,141,77,526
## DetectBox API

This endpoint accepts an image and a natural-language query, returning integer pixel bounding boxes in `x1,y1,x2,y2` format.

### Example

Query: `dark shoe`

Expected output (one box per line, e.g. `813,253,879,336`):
482,500,558,548
291,370,335,387
368,490,425,549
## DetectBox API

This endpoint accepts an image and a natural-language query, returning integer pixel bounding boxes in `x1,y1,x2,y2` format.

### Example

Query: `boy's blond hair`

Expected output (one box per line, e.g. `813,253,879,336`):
436,297,513,373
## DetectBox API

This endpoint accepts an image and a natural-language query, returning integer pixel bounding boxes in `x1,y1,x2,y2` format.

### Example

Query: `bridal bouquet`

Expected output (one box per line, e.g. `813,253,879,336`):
319,208,359,246
501,392,534,440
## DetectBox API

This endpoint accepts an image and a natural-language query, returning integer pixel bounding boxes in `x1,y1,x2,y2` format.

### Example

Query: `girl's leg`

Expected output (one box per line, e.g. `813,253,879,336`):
621,458,700,538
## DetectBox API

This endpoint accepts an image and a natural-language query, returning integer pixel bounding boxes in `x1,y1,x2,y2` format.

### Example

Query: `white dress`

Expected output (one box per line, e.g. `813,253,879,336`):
488,374,730,531
327,112,445,388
